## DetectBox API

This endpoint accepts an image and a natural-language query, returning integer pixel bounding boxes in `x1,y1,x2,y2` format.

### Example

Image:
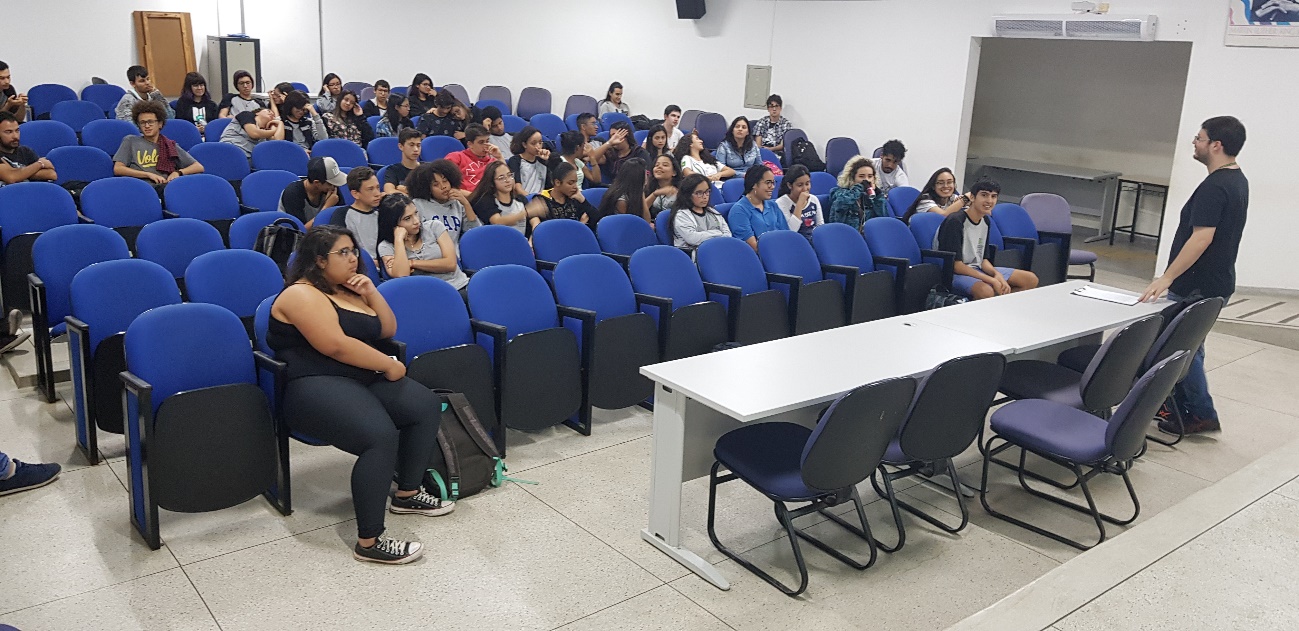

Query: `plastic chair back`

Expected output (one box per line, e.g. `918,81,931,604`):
517,87,552,120
899,354,1005,462
801,377,916,492
50,100,105,133
164,174,240,221
532,219,601,264
252,140,309,176
990,203,1039,241
80,84,127,116
467,264,556,340
17,120,78,157
240,170,300,212
366,137,401,166
47,146,113,185
596,214,658,257
460,224,535,273
163,119,203,150
80,119,139,155
189,142,252,182
136,218,226,278
629,245,709,311
28,84,77,118
564,95,598,118
32,224,131,327
1107,352,1192,461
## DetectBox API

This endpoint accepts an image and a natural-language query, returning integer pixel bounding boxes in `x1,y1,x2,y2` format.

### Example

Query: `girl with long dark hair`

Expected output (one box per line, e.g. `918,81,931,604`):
668,173,731,254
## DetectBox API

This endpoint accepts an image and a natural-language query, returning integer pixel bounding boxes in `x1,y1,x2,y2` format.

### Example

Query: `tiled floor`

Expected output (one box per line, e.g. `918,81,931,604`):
2,270,1297,631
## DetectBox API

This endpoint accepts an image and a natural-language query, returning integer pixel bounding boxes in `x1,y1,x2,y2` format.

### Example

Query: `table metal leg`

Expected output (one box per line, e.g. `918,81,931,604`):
1084,176,1120,243
642,383,730,590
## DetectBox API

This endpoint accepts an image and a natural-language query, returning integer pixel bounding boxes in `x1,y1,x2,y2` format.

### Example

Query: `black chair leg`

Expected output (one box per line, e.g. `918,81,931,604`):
1146,396,1184,447
867,466,907,552
706,462,809,597
798,487,879,570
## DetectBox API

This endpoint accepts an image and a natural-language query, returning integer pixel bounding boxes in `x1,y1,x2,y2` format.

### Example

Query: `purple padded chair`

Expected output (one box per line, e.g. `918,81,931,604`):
563,94,598,118
477,86,512,114
516,87,552,120
1020,193,1097,280
980,351,1191,550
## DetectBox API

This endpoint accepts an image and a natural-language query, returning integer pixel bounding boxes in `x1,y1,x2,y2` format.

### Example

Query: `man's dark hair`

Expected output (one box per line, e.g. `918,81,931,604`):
346,166,376,193
1202,116,1246,157
476,105,501,125
274,81,294,95
766,94,782,107
283,91,310,116
664,104,681,117
0,61,9,72
397,127,423,145
374,79,390,90
131,99,168,126
407,160,463,200
463,123,489,144
744,163,773,195
0,111,18,125
969,177,1001,196
881,139,907,160
576,112,597,129
434,91,457,109
127,65,149,82
560,131,585,155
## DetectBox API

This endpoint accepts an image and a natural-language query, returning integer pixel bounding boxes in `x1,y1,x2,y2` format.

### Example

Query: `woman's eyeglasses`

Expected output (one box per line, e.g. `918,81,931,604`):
327,247,361,258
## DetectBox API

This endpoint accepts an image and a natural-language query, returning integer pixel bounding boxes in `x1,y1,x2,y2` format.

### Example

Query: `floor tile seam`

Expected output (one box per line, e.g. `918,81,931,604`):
175,563,226,631
662,581,741,631
0,565,179,618
1044,489,1296,629
543,583,670,631
1211,393,1299,421
509,432,652,475
175,517,356,568
1202,346,1265,373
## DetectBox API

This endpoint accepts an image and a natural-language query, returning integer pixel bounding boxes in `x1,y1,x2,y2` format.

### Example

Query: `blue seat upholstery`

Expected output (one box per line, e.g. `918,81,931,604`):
0,182,79,313
653,207,673,245
135,218,225,282
694,113,726,150
252,140,309,176
80,84,128,116
862,216,949,314
204,118,232,143
781,129,808,167
596,214,658,264
189,142,252,183
758,230,849,334
809,171,837,195
79,178,164,250
185,249,283,332
17,120,78,157
460,224,535,273
696,237,789,344
501,115,526,134
239,170,300,213
366,137,401,167
163,119,203,150
28,84,77,119
163,173,245,243
312,138,368,170
720,178,744,203
80,119,139,155
475,98,510,117
229,211,303,250
46,146,113,185
420,135,464,161
532,218,600,285
67,259,181,464
529,113,566,142
600,112,631,131
811,222,897,323
50,100,106,133
824,137,860,177
885,186,920,219
991,202,1066,285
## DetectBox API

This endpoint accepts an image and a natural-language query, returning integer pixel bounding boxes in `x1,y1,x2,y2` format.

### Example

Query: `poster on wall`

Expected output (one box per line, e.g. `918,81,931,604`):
1226,0,1299,47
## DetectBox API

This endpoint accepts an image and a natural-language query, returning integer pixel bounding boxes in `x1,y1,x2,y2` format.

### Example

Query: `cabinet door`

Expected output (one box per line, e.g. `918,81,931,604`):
133,11,197,97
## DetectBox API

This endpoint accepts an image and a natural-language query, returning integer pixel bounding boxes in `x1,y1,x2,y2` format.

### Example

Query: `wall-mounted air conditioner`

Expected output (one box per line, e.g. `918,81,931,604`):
992,14,1158,41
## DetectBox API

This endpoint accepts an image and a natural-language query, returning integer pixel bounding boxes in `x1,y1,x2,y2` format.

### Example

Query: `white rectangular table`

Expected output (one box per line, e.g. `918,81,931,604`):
639,282,1168,590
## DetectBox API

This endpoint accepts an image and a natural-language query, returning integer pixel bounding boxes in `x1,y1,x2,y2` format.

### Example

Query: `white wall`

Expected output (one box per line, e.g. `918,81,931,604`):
12,0,1297,290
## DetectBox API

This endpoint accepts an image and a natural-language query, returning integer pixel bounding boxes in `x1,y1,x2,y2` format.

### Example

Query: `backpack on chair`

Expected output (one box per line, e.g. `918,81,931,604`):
791,137,826,172
425,390,527,501
254,218,304,273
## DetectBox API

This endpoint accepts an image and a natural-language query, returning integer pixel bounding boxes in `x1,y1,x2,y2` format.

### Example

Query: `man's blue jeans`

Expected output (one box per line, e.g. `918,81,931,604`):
1169,292,1218,420
0,450,10,479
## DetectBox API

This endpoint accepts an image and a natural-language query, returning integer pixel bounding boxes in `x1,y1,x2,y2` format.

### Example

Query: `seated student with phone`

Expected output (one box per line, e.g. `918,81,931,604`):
934,178,1038,300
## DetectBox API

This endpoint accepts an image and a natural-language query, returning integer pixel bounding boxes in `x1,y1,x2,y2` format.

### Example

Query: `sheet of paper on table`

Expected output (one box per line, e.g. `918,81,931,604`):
1071,285,1141,306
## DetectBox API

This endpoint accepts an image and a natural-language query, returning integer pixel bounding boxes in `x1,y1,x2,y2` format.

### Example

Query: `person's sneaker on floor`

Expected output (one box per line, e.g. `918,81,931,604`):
0,460,61,496
0,330,31,355
1155,401,1176,421
1162,414,1220,435
354,535,423,564
389,489,456,517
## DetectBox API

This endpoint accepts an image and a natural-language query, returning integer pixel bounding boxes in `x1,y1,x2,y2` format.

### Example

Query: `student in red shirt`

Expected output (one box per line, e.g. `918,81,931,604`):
446,124,503,190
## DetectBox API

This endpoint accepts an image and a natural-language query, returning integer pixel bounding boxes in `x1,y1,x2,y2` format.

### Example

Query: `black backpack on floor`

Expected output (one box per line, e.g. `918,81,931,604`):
425,390,518,501
254,218,303,273
790,137,827,172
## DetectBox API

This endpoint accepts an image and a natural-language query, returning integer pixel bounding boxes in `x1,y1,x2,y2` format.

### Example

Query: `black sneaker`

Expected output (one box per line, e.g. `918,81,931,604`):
390,490,456,516
0,331,31,355
0,460,61,496
353,536,423,565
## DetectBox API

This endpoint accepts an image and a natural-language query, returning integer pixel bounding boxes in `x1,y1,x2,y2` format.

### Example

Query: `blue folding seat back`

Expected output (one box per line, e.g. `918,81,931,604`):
163,119,203,150
72,259,182,361
50,100,105,133
809,171,837,195
252,140,309,176
990,203,1038,241
697,237,770,296
185,250,283,321
204,118,232,143
28,84,77,119
812,222,877,274
759,148,780,166
468,265,557,342
596,214,658,258
908,212,944,251
553,254,637,323
32,224,130,331
229,211,303,250
18,120,78,157
366,137,401,167
366,115,381,131
564,113,584,132
80,178,164,228
0,182,78,246
716,202,733,219
240,170,300,212
502,115,527,134
312,138,368,170
654,208,673,245
600,112,631,131
721,178,745,203
81,119,140,156
46,146,113,185
629,246,709,314
420,136,464,161
378,276,475,356
532,218,601,264
189,142,252,182
758,230,825,283
695,113,727,151
886,186,921,219
460,224,535,273
136,218,225,279
164,174,241,221
80,84,127,116
583,187,607,209
530,113,566,142
864,217,923,268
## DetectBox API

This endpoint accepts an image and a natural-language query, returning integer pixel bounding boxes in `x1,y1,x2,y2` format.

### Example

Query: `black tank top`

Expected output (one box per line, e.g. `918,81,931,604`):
267,292,384,383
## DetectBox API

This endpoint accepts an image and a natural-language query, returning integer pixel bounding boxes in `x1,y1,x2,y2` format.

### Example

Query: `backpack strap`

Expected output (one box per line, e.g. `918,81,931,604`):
432,424,462,500
433,389,501,459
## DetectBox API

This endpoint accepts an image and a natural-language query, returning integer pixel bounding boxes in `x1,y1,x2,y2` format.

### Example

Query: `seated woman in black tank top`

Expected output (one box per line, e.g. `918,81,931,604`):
269,225,450,565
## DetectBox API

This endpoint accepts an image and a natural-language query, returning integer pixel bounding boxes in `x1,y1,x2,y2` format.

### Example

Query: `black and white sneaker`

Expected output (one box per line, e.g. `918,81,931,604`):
353,536,423,565
389,490,456,516
0,331,31,355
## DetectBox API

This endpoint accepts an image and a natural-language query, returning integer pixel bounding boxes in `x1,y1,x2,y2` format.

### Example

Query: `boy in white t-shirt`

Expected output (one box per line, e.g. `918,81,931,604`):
663,104,684,150
873,138,910,196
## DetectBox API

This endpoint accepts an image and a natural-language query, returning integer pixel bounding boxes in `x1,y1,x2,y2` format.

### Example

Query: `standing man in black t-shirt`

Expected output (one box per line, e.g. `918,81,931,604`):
1141,116,1249,435
0,61,27,119
0,111,57,186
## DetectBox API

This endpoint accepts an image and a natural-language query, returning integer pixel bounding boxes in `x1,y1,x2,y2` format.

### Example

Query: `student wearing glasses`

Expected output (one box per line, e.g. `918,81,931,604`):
751,94,791,154
670,173,731,254
726,163,788,251
269,224,452,565
406,73,436,119
218,70,267,119
467,160,544,235
316,73,343,113
113,100,204,188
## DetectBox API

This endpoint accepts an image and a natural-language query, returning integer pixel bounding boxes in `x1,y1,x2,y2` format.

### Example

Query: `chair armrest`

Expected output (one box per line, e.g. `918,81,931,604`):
77,213,96,224
872,255,909,273
603,252,631,270
765,273,802,335
120,370,153,403
702,281,741,302
920,249,956,285
556,304,596,366
535,258,558,272
702,281,743,341
821,264,860,323
634,292,673,311
635,292,674,355
65,315,88,335
821,263,859,279
765,272,802,289
162,210,180,219
27,272,44,291
469,318,507,387
371,338,407,364
253,350,287,375
556,304,597,325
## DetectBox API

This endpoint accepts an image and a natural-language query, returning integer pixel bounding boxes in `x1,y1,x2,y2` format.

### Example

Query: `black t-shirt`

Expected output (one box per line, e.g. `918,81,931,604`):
417,113,462,138
0,145,41,187
384,163,413,190
1168,168,1249,299
277,180,333,223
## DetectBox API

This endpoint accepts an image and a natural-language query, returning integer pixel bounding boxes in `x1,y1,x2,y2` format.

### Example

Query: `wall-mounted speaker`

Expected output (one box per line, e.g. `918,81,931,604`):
676,0,706,19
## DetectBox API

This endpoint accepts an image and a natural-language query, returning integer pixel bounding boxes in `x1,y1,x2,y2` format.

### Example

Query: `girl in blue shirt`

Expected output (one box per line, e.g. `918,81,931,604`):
725,163,788,251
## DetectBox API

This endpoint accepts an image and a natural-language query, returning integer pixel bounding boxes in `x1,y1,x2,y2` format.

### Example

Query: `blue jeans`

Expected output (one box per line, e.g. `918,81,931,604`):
0,450,10,479
1168,292,1217,420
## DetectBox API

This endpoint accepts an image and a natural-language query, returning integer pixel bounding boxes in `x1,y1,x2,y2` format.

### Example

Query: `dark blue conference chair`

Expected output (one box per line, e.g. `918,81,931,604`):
532,218,601,285
189,142,253,188
420,136,464,162
28,224,131,403
695,237,790,344
862,216,951,314
595,214,658,268
757,230,850,335
600,112,631,131
529,113,567,143
120,303,288,549
516,87,551,120
720,178,744,204
694,113,726,151
0,182,79,313
981,352,1190,550
460,224,536,274
185,249,283,336
707,377,916,596
811,222,897,323
628,245,729,361
553,254,659,434
252,140,309,176
501,115,527,134
67,259,181,464
467,265,582,437
239,169,300,213
824,137,860,177
79,178,164,252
